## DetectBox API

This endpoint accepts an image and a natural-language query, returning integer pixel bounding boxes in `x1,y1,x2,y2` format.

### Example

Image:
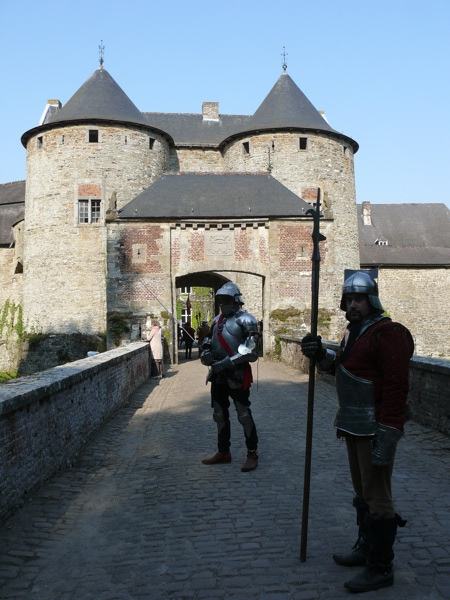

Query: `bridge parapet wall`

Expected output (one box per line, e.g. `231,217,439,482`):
278,336,450,437
0,342,150,520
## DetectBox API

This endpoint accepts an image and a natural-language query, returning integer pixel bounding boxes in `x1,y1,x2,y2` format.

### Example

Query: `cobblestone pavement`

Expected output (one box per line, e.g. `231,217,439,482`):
1,358,449,600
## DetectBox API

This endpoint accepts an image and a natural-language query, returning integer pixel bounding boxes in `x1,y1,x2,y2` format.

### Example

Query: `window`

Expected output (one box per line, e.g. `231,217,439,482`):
299,137,308,150
88,129,99,143
180,286,191,294
78,198,101,224
242,141,250,154
37,136,43,149
61,135,65,145
181,308,191,324
149,137,155,149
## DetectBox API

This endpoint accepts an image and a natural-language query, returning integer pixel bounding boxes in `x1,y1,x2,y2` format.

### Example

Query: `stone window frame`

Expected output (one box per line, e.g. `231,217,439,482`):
242,140,250,155
149,137,156,150
86,128,101,143
299,137,308,151
77,197,103,225
37,136,44,149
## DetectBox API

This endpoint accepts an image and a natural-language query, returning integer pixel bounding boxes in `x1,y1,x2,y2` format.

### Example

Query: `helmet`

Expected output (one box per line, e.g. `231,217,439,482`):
215,282,244,305
340,271,383,312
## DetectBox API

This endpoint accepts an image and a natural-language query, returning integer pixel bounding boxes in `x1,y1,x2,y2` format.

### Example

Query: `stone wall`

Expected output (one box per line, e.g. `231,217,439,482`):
278,335,450,436
0,342,150,520
378,268,450,358
23,124,169,335
408,357,450,436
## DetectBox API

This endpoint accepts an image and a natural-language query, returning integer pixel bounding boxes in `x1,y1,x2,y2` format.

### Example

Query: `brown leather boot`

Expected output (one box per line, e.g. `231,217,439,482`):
241,451,258,472
201,452,232,465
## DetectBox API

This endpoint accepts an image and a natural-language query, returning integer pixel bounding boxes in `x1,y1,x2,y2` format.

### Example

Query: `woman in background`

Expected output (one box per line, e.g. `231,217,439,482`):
147,320,164,378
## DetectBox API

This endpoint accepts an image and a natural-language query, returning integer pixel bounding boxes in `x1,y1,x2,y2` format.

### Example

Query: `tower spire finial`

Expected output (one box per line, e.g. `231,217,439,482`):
281,46,288,72
98,40,105,70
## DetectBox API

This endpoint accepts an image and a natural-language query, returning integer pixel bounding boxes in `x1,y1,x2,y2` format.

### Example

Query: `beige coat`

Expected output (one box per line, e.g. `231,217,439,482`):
147,326,163,360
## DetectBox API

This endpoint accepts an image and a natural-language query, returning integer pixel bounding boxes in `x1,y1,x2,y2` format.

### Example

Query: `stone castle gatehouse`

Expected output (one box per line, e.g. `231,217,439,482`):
1,65,449,371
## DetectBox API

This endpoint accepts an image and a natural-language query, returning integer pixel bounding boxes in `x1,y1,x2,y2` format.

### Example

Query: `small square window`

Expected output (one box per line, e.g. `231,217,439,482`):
89,129,99,143
299,137,308,150
37,136,43,149
61,135,65,145
243,141,250,154
149,137,155,149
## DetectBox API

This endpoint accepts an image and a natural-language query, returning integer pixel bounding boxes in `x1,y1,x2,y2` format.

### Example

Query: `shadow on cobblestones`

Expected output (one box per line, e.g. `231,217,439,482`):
0,359,449,600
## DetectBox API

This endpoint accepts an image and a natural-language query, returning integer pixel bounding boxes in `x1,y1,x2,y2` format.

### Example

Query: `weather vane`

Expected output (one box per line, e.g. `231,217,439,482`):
281,46,288,72
99,40,105,69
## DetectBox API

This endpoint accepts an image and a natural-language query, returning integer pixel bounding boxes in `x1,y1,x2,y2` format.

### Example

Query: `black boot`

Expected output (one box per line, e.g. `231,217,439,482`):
344,515,399,593
333,496,369,567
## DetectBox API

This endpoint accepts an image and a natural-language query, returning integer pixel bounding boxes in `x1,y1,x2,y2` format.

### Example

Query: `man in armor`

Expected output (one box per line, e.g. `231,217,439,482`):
301,271,414,593
200,281,260,472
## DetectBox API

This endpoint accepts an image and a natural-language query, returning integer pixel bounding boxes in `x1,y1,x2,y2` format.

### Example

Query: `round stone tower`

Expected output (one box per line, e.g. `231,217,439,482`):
21,68,171,334
222,72,360,319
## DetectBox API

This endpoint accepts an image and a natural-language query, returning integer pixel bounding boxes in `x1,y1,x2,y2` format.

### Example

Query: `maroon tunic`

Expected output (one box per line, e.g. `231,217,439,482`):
339,318,414,431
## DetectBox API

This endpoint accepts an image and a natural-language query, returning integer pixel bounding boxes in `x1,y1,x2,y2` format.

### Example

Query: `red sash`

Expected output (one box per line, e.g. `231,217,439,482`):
216,315,253,390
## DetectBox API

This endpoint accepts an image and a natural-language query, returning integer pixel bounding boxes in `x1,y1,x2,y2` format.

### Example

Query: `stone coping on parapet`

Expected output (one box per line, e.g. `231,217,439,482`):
0,342,149,417
278,334,450,374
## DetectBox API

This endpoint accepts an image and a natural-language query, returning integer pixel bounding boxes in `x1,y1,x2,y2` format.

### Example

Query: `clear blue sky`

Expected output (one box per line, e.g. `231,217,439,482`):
1,0,449,207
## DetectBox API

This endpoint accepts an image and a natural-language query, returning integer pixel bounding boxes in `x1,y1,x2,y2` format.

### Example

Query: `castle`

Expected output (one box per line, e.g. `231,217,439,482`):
1,64,449,372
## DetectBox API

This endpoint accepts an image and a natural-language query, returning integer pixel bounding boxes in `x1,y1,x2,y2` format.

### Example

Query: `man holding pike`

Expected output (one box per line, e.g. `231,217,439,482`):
301,271,414,593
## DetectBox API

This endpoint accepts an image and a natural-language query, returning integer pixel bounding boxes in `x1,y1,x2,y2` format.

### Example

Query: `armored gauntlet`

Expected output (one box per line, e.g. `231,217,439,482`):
371,424,403,466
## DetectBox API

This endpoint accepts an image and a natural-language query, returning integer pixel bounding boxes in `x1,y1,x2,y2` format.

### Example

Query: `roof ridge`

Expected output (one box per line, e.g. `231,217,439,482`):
0,180,25,187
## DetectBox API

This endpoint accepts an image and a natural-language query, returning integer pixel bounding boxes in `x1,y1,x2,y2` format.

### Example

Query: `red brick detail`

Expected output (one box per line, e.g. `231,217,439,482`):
234,229,252,261
78,184,101,198
120,226,163,274
279,224,315,271
187,231,205,261
172,236,180,268
301,187,320,201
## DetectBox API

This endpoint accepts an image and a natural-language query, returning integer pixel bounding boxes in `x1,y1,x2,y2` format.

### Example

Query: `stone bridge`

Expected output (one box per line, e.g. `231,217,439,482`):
0,349,449,599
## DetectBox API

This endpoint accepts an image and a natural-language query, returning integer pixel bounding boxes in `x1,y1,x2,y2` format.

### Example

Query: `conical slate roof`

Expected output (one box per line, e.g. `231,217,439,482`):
222,73,358,151
48,68,148,126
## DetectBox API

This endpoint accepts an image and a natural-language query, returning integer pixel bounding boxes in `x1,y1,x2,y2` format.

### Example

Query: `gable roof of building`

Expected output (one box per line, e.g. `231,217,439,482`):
118,173,312,219
358,203,450,266
0,181,25,245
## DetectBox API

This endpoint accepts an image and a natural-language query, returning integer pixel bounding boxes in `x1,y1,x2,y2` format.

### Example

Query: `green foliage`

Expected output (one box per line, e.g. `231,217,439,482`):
108,313,131,345
95,333,107,353
27,332,49,349
273,336,282,360
0,300,27,342
0,370,18,383
270,307,302,322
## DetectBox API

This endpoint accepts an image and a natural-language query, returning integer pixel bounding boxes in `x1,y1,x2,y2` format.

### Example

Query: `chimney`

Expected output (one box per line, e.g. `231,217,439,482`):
319,109,329,124
38,99,62,126
362,201,372,226
47,99,62,109
202,101,220,122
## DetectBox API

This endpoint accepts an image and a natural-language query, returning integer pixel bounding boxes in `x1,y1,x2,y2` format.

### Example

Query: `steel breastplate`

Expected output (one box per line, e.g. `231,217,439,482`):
210,314,244,358
334,365,377,435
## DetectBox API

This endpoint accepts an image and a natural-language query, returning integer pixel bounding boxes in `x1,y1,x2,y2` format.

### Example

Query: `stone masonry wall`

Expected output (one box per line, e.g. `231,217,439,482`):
0,342,150,520
224,131,359,330
23,124,168,334
378,268,450,358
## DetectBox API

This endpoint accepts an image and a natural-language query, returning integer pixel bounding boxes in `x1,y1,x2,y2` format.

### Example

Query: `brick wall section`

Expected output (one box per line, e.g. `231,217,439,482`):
0,342,150,520
278,336,450,436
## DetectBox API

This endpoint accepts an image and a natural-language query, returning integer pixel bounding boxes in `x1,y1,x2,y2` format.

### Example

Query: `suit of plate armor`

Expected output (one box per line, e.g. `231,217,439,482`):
201,282,259,457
